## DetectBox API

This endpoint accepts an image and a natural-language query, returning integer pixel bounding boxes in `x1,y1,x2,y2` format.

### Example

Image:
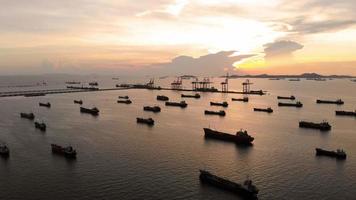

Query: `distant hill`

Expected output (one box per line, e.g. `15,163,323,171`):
227,73,355,79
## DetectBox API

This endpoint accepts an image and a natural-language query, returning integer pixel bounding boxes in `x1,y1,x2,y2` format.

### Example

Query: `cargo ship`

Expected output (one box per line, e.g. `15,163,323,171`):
199,170,258,199
277,95,295,100
231,97,249,102
136,117,154,126
143,106,161,113
204,110,226,116
24,93,46,97
0,144,10,157
157,95,169,101
335,110,356,116
165,101,187,108
89,82,98,86
34,121,46,131
51,144,77,158
65,81,81,84
118,95,129,99
203,128,254,145
181,93,201,98
316,99,344,105
74,100,83,105
117,99,132,104
315,148,346,160
254,107,273,113
210,101,228,107
299,121,331,131
278,101,303,107
80,107,99,115
39,102,51,108
20,112,35,120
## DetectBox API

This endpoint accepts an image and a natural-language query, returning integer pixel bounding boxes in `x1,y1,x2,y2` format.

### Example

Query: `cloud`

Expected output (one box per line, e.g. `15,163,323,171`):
264,40,303,61
151,51,255,76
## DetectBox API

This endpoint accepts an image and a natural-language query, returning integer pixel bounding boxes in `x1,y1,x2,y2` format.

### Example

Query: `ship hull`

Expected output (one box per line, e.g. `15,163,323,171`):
199,170,258,199
203,128,253,145
316,148,346,159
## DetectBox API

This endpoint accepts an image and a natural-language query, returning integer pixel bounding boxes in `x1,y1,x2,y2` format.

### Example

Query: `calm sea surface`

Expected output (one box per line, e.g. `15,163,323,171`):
0,76,355,200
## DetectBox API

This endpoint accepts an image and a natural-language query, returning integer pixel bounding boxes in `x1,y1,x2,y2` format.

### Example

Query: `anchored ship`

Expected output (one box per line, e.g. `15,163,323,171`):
204,110,226,116
143,106,161,113
80,107,99,115
299,121,331,131
277,95,295,100
210,101,228,107
118,95,129,99
165,101,187,108
181,93,201,98
231,97,249,102
136,117,154,126
0,144,10,157
20,112,35,120
199,170,258,199
39,102,51,108
117,99,132,104
34,121,46,131
316,99,344,105
203,128,254,145
51,144,77,158
74,100,83,105
254,107,273,113
278,101,303,107
157,95,169,101
335,110,356,116
316,148,346,160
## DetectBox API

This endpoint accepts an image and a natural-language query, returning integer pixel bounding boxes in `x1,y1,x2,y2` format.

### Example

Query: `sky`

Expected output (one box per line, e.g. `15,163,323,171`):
1,0,356,75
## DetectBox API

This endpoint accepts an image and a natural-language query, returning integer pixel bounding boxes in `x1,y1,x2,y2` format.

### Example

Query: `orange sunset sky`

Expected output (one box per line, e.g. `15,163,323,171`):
1,0,356,75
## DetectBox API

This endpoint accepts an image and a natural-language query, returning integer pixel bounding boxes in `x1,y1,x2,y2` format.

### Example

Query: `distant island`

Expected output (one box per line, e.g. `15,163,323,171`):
226,73,356,79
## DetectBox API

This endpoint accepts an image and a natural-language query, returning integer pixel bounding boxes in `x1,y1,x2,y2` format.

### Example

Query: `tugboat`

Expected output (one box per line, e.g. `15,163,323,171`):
316,99,344,105
299,121,331,131
335,110,356,117
210,101,228,107
136,117,154,126
34,121,46,131
20,112,35,120
181,93,201,98
143,106,161,113
117,99,132,104
118,95,129,99
231,97,249,102
51,144,77,158
204,110,226,116
80,107,99,115
277,95,295,100
199,170,258,199
74,100,83,105
0,144,10,157
278,101,303,107
316,148,346,160
165,101,187,108
254,107,273,113
157,95,169,101
203,128,254,145
39,102,51,108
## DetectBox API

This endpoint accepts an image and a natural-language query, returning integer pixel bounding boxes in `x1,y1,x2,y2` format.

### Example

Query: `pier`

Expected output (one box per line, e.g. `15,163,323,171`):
0,83,266,98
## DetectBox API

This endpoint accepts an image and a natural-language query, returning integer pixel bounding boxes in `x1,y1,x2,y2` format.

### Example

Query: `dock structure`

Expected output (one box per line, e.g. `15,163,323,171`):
192,77,214,91
221,73,229,93
171,77,182,89
147,78,155,88
242,79,252,93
